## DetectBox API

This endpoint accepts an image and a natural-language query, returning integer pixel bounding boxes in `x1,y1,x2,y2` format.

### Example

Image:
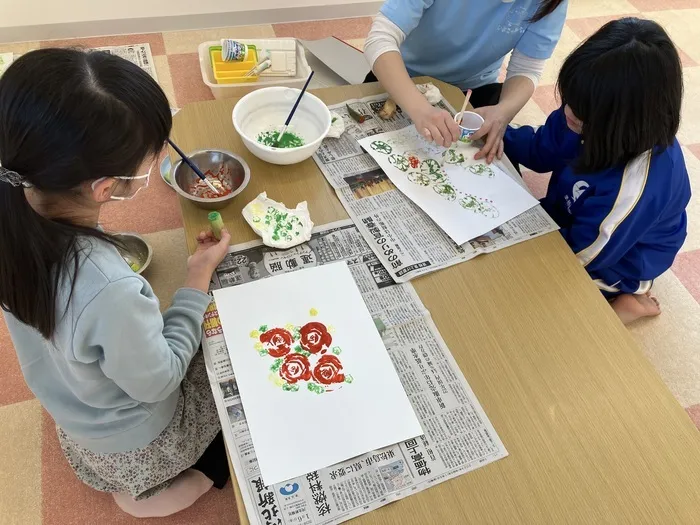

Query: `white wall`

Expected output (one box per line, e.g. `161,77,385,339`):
0,0,381,43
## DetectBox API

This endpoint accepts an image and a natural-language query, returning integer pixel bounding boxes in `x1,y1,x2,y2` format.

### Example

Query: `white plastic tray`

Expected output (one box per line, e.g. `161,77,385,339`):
198,39,312,100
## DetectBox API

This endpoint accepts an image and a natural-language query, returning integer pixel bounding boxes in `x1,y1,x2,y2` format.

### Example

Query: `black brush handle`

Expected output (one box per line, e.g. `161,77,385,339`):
283,71,315,127
167,138,208,181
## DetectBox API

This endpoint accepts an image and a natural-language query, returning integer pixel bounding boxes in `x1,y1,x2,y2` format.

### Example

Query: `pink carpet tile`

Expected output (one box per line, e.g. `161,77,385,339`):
1,4,700,523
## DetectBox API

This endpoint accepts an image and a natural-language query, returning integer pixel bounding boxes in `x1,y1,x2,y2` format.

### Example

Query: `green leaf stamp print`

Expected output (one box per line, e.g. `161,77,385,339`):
469,164,495,178
432,183,457,201
388,154,409,171
370,141,392,154
420,159,445,182
407,172,433,186
459,194,500,218
442,149,465,164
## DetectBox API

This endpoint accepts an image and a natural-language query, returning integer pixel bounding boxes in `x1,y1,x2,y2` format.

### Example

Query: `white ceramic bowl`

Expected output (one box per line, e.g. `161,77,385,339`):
232,86,331,165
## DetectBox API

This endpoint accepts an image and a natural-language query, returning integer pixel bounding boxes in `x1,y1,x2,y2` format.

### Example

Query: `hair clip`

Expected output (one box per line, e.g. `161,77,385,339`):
0,166,26,187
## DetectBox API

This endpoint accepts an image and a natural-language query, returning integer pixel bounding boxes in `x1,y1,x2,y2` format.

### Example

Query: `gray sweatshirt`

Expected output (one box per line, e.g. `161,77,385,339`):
4,237,212,453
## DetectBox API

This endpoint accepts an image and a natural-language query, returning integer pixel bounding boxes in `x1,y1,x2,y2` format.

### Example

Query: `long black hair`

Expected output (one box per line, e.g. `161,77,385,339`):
0,48,171,338
557,17,683,173
531,0,567,22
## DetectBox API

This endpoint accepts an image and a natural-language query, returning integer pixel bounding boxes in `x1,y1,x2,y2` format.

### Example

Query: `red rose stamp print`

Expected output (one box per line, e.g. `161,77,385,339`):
253,310,351,393
260,328,294,358
299,322,333,354
312,355,346,385
279,354,312,384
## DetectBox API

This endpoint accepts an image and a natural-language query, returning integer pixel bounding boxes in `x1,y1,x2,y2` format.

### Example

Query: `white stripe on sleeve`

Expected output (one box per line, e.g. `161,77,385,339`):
505,49,546,88
592,279,621,294
635,280,653,295
364,13,407,69
576,150,652,267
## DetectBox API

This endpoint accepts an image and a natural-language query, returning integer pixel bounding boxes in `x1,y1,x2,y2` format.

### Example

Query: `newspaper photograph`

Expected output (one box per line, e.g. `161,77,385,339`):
312,92,558,282
203,220,508,525
95,43,158,81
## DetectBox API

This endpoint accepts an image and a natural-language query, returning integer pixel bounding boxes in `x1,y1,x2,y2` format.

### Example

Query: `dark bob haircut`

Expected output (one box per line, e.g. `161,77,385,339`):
557,17,683,173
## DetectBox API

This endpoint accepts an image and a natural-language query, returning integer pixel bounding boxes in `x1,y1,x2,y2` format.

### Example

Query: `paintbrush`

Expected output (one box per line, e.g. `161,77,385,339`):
455,89,472,123
274,71,315,147
167,138,221,195
244,59,272,77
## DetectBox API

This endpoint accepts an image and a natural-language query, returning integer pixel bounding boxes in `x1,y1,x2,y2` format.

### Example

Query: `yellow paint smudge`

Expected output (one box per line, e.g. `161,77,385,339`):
254,342,263,351
285,323,295,332
250,330,260,338
269,373,285,387
327,325,336,333
309,308,318,316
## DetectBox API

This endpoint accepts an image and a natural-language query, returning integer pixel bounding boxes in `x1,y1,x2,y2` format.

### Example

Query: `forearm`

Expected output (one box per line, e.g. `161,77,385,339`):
498,75,535,120
372,51,430,117
184,270,211,293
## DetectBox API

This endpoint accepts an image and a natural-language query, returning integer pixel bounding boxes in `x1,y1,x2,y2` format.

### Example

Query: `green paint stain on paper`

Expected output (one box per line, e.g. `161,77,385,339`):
307,382,325,394
270,358,283,372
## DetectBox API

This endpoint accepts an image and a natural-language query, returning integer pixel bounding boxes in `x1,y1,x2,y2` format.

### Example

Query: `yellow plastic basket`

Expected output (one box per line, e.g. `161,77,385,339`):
209,46,259,84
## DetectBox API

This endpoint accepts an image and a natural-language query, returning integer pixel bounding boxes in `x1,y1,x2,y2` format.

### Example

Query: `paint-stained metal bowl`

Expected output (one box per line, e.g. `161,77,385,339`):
114,233,153,275
171,149,250,210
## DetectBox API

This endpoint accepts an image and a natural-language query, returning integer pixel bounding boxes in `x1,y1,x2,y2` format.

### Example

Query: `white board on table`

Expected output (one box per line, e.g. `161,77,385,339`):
213,262,422,486
358,126,539,245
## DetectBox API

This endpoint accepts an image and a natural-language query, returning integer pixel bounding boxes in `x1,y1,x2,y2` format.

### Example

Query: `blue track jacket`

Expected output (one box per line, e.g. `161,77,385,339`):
504,107,691,295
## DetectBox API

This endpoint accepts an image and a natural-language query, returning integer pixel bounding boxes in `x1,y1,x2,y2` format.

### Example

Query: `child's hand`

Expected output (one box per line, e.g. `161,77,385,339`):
185,229,231,292
411,102,460,147
471,105,509,164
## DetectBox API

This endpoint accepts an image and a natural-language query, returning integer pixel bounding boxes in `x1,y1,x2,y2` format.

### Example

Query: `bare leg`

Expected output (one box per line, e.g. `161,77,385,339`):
610,292,661,325
113,469,214,518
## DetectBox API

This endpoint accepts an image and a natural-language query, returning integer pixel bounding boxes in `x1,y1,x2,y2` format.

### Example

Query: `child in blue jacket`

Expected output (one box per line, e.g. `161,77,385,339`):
504,18,691,325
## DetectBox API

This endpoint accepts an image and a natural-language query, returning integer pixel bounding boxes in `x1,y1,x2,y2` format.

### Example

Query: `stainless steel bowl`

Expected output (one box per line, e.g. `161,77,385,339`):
114,233,153,275
171,149,250,210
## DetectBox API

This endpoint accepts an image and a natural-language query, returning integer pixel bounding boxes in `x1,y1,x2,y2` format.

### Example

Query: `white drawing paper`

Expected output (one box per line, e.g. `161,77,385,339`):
212,262,423,486
358,126,539,245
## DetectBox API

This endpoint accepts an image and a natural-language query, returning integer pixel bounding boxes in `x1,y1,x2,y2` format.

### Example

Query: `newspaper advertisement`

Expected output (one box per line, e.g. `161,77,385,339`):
95,43,158,81
312,92,558,282
203,220,508,525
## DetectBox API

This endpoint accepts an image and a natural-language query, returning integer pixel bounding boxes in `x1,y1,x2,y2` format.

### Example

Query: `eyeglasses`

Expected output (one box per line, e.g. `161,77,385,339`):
92,157,158,201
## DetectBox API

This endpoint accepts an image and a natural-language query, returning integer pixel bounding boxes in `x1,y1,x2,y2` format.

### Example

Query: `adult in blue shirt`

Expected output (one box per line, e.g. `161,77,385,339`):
364,0,569,163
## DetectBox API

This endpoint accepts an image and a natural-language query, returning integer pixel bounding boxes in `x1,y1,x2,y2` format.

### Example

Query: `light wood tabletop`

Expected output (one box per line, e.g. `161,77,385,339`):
171,78,700,524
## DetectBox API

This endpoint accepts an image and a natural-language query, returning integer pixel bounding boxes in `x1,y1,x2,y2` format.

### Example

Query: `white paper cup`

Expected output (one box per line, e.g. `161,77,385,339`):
455,111,484,143
221,39,250,62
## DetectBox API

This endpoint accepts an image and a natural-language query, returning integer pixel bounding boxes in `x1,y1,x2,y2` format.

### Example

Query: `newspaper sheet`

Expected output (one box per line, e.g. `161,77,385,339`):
312,92,558,282
95,43,158,81
0,45,156,81
203,220,508,525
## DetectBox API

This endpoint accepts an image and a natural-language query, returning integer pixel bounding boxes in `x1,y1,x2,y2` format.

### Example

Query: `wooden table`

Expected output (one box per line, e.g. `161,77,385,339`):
171,78,700,524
